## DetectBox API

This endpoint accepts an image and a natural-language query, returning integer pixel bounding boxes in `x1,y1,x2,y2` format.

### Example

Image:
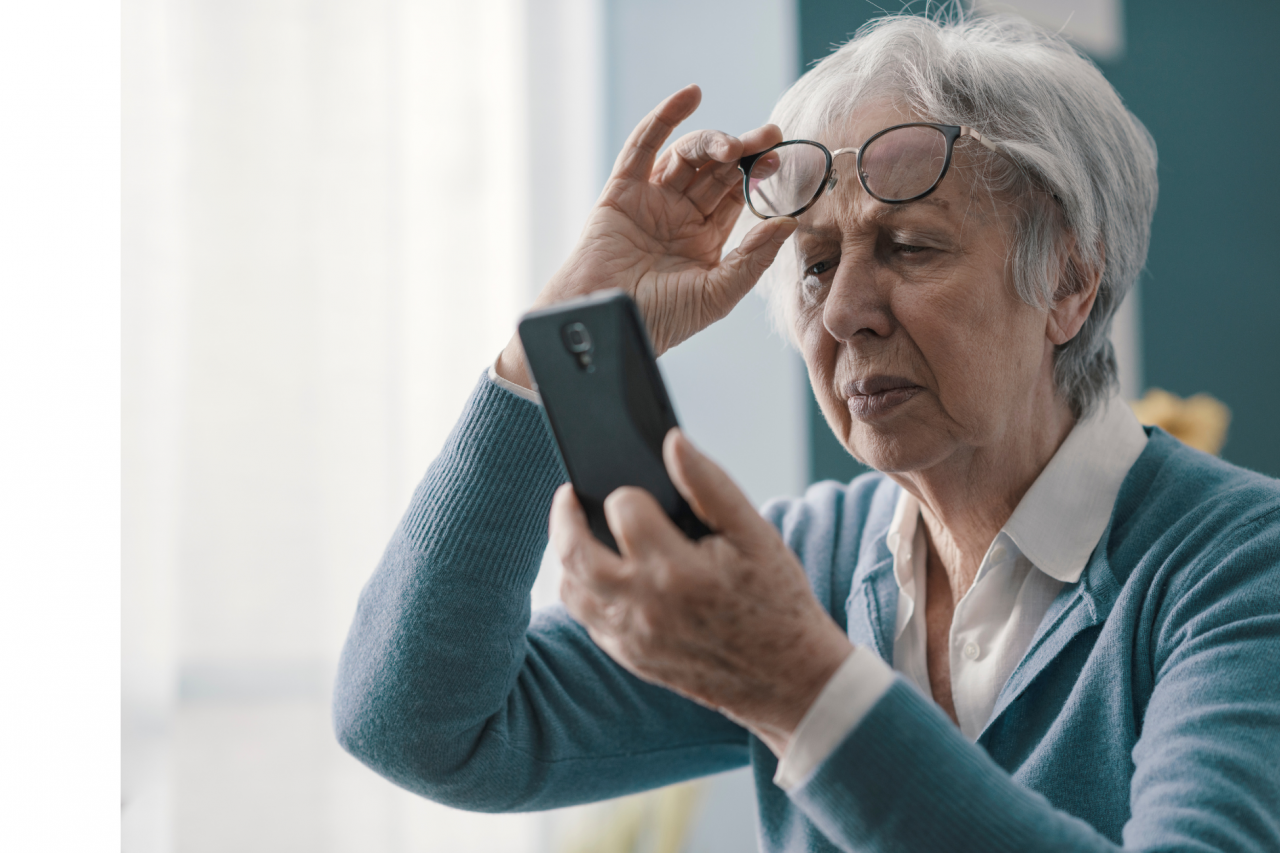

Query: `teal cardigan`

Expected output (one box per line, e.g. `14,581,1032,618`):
334,375,1280,852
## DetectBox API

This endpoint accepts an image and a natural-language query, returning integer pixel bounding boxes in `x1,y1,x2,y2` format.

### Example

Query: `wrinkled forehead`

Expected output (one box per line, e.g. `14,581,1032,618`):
809,99,923,151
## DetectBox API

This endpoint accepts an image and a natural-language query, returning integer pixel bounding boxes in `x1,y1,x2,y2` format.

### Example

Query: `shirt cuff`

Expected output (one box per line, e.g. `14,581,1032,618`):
773,645,896,791
488,362,541,404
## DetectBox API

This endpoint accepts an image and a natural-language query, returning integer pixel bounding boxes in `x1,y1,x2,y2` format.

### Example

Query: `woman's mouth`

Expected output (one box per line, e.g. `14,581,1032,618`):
845,376,922,419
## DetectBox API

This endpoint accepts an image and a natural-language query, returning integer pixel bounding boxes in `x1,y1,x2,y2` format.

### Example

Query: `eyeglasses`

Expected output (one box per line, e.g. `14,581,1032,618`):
738,123,1005,219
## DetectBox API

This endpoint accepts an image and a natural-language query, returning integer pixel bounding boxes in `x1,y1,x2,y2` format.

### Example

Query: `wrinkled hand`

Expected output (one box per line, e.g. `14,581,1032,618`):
550,429,852,756
497,85,798,388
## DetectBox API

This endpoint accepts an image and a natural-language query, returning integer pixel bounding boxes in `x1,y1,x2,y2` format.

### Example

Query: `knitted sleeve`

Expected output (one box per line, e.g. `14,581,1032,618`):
332,374,748,812
786,494,1280,852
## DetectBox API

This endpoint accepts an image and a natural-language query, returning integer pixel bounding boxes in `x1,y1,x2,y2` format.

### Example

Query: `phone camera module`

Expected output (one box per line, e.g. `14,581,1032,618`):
561,322,595,371
563,323,591,353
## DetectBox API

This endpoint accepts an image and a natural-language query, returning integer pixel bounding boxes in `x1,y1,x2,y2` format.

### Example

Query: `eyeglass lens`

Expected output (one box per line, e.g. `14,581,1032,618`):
745,143,829,217
859,125,949,202
745,125,951,217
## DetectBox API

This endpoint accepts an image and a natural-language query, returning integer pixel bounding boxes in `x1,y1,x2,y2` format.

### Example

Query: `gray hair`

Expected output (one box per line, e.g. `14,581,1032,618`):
749,9,1158,418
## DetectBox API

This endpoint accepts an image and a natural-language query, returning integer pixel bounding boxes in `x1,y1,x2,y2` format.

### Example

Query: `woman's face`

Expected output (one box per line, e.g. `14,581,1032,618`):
792,102,1059,474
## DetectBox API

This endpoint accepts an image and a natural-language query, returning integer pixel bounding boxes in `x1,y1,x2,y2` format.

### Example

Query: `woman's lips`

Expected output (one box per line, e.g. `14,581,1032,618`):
845,376,922,419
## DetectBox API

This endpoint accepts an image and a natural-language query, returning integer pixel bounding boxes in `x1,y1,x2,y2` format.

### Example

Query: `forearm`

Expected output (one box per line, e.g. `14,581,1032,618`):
332,373,748,810
792,681,1117,853
332,374,566,802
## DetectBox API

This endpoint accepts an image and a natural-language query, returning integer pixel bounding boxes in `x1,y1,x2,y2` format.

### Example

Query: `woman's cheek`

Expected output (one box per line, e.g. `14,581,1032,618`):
797,318,833,379
799,327,846,434
793,283,825,326
794,276,834,331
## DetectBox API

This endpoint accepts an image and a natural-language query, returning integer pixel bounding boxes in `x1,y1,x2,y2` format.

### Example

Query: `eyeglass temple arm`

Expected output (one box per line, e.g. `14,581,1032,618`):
961,126,1002,155
830,128,1001,159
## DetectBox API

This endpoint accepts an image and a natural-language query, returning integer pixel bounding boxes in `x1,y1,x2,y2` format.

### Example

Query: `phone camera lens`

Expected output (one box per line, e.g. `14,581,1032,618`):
562,323,592,354
561,322,595,372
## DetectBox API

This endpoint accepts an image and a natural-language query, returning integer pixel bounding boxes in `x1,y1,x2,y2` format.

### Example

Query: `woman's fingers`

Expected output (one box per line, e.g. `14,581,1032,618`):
738,123,784,156
662,429,763,546
603,486,690,561
656,128,742,193
660,122,786,213
556,483,689,641
550,484,629,598
705,216,798,307
708,178,751,238
683,160,745,217
612,85,702,183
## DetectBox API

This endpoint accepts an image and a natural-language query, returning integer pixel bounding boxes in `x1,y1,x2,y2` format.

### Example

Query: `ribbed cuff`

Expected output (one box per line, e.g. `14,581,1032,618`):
773,646,896,790
400,372,567,593
488,361,541,404
789,680,1089,852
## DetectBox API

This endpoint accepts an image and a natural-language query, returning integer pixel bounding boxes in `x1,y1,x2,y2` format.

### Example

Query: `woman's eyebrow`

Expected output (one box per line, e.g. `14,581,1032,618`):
795,197,954,236
872,196,951,221
795,222,841,239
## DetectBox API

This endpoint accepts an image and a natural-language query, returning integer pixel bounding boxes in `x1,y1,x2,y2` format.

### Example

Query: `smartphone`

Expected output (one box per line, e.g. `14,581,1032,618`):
518,289,712,551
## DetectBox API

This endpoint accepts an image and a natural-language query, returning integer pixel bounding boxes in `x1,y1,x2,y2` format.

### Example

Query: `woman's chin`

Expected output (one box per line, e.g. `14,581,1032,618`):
844,419,949,475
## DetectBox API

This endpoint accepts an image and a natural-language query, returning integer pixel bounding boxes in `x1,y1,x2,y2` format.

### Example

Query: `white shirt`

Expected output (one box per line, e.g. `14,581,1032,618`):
774,394,1149,789
490,363,541,403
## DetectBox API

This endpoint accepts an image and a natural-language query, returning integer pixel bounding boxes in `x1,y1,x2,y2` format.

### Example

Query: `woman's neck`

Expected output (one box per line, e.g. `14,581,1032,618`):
894,391,1076,605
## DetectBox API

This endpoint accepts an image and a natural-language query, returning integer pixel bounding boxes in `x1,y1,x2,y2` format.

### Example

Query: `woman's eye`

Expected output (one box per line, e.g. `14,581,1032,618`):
893,242,929,256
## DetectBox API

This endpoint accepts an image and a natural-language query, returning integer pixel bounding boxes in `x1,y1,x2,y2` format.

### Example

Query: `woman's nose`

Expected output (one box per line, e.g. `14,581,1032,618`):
822,257,893,343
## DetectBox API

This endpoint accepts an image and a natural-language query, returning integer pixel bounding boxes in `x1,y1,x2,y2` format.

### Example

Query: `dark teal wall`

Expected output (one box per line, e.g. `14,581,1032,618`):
1101,0,1280,478
799,0,1280,483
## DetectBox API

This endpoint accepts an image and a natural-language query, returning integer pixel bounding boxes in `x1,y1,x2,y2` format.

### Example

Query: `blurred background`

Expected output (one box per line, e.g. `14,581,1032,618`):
122,0,1280,850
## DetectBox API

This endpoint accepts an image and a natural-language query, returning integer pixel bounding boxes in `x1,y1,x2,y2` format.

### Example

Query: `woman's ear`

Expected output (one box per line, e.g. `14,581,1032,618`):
1047,235,1104,346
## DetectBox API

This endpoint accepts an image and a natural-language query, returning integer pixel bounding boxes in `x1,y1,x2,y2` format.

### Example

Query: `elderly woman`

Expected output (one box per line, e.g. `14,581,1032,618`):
334,12,1280,852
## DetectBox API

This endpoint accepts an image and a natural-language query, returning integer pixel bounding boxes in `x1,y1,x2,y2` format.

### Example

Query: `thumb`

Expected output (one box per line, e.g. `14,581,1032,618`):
709,216,797,303
663,428,762,544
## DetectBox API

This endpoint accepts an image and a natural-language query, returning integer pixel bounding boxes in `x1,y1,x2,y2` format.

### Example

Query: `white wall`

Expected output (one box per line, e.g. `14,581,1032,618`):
123,0,556,849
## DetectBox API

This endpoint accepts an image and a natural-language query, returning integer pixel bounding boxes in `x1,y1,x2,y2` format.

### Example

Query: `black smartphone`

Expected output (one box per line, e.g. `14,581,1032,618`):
518,289,712,551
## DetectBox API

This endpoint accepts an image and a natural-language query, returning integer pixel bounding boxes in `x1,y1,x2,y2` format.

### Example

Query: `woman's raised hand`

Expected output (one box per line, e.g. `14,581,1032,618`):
496,85,798,388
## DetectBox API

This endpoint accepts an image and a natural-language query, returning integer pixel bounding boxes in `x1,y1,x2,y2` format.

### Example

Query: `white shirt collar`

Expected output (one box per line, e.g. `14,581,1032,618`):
886,489,924,639
885,393,1148,586
1004,394,1148,583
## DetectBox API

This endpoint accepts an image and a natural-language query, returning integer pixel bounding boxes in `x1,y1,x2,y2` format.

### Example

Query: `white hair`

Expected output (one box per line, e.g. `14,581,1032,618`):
747,8,1158,418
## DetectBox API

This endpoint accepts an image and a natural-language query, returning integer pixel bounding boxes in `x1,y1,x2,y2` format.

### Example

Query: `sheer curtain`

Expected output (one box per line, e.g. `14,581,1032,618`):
123,0,601,849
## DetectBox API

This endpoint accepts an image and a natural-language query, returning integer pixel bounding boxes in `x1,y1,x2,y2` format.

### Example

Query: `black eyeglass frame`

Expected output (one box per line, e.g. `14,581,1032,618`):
737,122,1004,219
